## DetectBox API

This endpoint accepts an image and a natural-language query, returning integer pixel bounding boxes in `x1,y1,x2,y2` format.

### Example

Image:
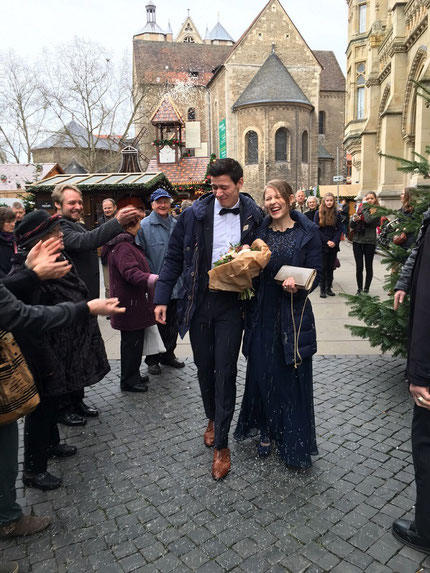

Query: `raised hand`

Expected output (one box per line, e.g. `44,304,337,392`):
116,207,139,226
87,298,126,316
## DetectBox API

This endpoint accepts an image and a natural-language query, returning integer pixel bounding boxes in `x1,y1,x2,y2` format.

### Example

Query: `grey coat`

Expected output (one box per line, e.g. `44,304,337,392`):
60,217,124,299
136,211,182,299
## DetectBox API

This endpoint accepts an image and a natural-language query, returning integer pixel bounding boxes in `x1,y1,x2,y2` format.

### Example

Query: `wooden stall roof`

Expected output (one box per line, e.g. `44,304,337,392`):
28,171,175,195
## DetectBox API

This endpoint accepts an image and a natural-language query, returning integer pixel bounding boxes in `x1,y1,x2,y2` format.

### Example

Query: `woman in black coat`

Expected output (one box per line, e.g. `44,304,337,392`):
11,210,110,491
235,180,321,469
304,196,318,222
0,207,16,278
313,193,342,298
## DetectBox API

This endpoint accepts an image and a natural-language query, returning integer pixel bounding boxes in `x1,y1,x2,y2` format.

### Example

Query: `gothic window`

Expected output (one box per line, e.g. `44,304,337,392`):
185,23,193,31
188,108,196,120
246,131,258,164
356,63,366,119
301,130,309,163
184,36,195,43
358,2,367,34
275,128,289,162
319,111,325,135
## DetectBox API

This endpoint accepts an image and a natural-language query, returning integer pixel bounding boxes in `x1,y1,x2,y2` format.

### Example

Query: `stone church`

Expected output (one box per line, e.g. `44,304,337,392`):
133,0,345,199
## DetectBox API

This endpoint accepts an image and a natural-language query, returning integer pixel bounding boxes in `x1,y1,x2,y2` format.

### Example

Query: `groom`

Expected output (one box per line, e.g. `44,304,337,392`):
154,158,263,480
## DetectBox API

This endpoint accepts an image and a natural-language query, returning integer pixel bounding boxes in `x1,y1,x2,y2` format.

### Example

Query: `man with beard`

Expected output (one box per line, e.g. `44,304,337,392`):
51,183,137,425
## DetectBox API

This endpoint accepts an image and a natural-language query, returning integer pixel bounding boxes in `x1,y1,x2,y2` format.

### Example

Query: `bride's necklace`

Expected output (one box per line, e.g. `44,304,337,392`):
270,219,294,232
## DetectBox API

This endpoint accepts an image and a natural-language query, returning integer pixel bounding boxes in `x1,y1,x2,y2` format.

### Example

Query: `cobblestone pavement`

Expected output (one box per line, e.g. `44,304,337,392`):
1,356,429,573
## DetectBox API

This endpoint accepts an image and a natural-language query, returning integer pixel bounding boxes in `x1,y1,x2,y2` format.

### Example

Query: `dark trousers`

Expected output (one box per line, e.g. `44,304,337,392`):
321,249,337,288
121,329,145,387
24,397,60,474
57,389,85,413
412,404,430,542
353,242,376,290
145,299,179,366
0,422,23,525
189,291,243,450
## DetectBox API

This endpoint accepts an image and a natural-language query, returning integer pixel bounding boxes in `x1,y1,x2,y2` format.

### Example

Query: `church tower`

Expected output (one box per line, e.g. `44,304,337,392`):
134,2,171,42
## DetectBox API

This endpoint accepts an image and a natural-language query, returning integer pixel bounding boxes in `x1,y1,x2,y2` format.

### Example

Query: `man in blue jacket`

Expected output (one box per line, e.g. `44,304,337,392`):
154,158,263,480
136,188,185,375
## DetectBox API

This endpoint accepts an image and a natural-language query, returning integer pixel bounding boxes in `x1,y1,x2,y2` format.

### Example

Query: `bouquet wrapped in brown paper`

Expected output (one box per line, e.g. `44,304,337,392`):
208,239,271,299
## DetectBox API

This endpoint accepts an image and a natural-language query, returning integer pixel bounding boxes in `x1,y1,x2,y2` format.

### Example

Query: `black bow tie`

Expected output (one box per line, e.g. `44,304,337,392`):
219,207,240,216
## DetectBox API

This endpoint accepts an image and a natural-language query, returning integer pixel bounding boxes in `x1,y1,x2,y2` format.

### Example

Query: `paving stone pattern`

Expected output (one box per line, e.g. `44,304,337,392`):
1,356,430,572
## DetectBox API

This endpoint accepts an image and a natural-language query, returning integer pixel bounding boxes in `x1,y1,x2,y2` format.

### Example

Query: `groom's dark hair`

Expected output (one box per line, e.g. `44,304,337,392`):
208,158,243,184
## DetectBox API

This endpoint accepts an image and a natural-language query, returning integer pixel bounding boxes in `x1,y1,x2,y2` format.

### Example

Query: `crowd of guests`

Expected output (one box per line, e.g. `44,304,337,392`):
1,164,429,571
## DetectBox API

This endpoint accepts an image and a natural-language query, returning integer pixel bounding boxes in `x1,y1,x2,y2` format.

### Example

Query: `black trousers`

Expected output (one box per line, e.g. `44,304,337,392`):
353,242,376,290
57,389,85,413
0,422,22,525
189,291,243,450
24,397,60,473
412,404,430,542
145,299,179,366
121,329,145,388
321,249,337,287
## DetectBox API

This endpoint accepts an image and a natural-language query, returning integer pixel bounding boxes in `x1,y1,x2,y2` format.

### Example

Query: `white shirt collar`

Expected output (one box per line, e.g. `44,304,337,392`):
214,198,240,214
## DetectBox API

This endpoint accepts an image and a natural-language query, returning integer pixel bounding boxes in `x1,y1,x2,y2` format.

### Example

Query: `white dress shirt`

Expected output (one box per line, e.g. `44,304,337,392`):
211,199,241,267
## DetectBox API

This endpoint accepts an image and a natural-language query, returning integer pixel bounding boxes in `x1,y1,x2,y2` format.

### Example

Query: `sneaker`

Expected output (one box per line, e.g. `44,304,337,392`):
22,471,62,491
0,515,50,538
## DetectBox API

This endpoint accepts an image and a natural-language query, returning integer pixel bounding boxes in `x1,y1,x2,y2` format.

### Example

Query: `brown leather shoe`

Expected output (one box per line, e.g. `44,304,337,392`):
0,515,50,538
204,420,215,447
212,448,231,480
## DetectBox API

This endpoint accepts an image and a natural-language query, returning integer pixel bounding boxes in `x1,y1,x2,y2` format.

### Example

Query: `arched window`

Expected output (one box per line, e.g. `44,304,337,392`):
319,111,325,135
188,107,196,121
246,131,258,164
275,128,289,161
301,130,309,163
183,36,195,43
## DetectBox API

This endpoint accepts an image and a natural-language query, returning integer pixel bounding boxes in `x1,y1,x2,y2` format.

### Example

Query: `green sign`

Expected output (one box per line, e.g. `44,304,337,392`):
219,118,226,158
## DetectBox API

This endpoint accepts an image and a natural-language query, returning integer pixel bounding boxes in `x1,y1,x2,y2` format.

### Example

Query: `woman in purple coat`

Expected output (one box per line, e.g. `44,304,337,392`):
104,215,158,393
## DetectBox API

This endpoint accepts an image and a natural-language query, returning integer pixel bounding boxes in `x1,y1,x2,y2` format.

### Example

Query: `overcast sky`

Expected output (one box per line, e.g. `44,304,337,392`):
0,0,347,71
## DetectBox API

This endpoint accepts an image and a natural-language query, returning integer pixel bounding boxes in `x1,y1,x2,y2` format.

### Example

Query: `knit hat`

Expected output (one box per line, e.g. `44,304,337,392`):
15,210,62,247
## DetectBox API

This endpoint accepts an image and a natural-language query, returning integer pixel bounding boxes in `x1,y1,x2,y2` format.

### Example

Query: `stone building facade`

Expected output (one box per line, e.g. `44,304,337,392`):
344,0,430,205
133,0,345,197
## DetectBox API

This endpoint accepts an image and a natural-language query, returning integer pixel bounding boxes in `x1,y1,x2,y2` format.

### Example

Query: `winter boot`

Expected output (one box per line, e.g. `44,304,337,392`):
326,279,335,296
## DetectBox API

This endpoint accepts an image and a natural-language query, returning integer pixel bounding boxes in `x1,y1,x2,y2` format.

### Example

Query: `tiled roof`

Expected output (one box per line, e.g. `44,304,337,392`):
0,163,64,191
313,51,345,92
233,52,312,110
32,120,119,151
147,156,208,184
133,40,232,86
151,97,184,124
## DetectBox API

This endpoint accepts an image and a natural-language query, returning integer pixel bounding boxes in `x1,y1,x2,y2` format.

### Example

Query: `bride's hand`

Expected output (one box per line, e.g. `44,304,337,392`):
282,277,298,294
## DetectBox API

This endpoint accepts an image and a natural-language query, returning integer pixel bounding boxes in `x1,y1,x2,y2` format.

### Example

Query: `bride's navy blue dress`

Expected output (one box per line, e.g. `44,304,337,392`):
234,226,318,469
